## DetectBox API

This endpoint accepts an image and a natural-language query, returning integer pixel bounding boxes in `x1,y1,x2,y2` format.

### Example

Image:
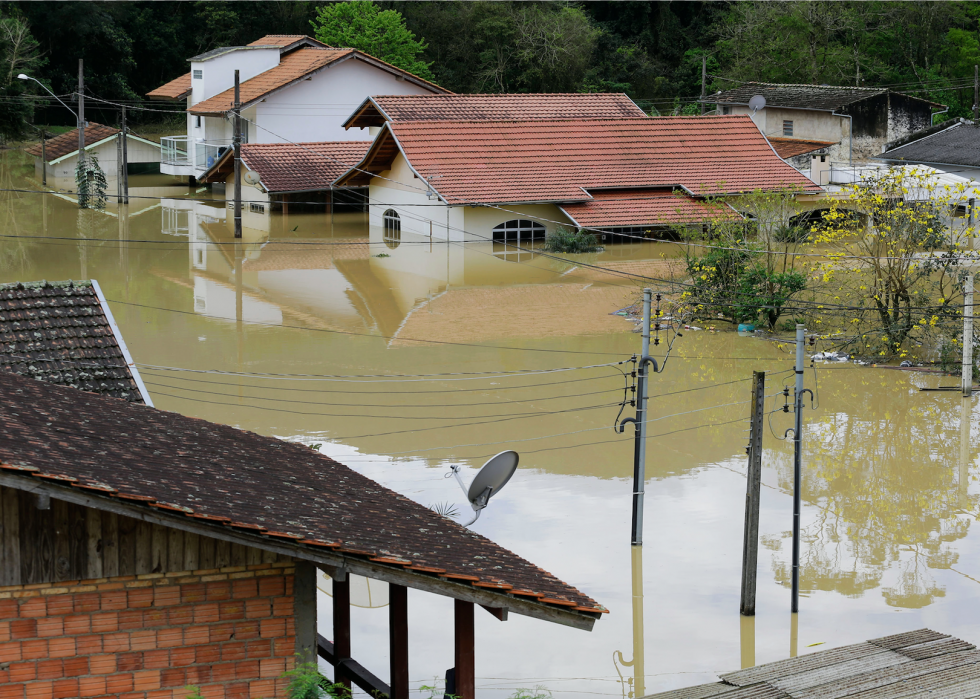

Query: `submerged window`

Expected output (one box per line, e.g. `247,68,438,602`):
383,209,401,248
783,120,794,137
249,203,264,214
492,219,546,244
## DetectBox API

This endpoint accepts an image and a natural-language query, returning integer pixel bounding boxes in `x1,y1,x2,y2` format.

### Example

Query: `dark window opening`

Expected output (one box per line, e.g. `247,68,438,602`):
492,219,546,244
383,209,401,249
783,120,794,137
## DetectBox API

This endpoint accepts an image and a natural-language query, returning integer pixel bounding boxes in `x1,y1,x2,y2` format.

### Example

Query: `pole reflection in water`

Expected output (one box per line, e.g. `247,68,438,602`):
790,613,799,658
961,398,972,507
614,545,645,698
235,241,244,403
740,615,755,669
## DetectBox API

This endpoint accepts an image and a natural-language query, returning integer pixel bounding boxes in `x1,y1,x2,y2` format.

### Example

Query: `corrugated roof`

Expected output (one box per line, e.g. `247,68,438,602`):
338,116,818,203
0,369,605,619
0,281,148,404
561,189,740,228
25,123,120,161
344,93,646,128
711,82,943,111
146,72,192,101
189,48,448,116
768,137,837,159
879,119,980,168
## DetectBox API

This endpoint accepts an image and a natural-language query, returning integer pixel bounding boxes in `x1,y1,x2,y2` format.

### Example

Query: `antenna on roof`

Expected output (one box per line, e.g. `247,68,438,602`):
447,450,519,527
749,95,766,115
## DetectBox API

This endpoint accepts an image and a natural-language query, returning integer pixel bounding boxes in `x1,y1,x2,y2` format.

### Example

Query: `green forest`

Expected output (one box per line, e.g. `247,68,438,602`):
1,1,979,136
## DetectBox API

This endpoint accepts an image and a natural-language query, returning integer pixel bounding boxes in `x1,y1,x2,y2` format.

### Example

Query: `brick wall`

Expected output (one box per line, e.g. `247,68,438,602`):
0,562,297,699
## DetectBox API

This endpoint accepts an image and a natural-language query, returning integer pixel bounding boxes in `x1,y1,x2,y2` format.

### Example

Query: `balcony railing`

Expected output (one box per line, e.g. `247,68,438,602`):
161,135,233,172
196,139,232,172
161,136,189,167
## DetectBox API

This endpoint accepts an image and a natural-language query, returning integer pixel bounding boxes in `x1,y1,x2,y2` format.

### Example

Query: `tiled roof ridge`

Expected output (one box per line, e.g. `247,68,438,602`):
0,371,603,614
374,92,631,98
0,279,92,291
731,81,887,92
392,114,749,126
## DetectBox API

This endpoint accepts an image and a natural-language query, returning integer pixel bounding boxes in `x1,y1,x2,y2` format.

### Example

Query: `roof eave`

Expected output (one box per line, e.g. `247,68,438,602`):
0,470,600,631
90,280,153,407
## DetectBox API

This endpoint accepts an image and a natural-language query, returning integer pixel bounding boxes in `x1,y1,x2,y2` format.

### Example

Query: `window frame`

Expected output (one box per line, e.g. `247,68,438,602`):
383,209,402,249
782,120,794,137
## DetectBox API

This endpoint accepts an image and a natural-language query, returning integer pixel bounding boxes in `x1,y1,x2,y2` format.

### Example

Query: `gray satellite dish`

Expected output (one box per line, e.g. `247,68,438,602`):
449,450,519,527
748,95,766,114
243,170,262,186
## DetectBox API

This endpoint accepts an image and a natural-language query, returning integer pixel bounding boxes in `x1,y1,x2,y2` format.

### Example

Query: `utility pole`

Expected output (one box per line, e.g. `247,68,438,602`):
740,371,766,616
39,128,46,186
77,59,85,168
791,324,805,614
116,127,123,203
964,273,975,397
631,289,652,545
233,69,243,239
121,106,129,204
700,55,707,116
974,65,978,125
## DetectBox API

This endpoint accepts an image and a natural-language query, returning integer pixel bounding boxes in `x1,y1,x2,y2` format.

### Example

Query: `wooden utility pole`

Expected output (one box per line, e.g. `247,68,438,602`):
700,55,707,115
77,59,85,168
233,69,242,239
740,371,766,616
454,600,475,699
389,584,408,699
121,106,129,204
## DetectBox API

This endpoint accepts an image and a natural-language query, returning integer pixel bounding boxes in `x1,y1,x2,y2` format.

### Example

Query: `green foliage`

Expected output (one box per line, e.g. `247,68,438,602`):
75,154,108,211
543,227,603,254
281,661,349,699
311,1,434,81
184,688,204,699
508,689,553,699
0,14,42,140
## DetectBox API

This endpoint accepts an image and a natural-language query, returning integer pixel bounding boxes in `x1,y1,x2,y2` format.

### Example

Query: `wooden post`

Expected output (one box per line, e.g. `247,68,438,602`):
333,574,352,689
740,371,766,616
454,600,475,699
294,561,317,664
389,584,408,699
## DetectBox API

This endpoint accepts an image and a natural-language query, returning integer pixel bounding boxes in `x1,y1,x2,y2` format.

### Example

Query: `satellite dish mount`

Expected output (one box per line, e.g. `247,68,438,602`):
749,95,767,115
448,450,519,527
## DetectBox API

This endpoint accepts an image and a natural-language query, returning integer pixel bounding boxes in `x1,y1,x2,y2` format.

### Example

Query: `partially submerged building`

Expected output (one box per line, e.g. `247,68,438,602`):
147,34,449,180
25,124,162,183
878,117,980,181
0,280,152,405
333,115,819,243
709,82,945,165
0,369,604,699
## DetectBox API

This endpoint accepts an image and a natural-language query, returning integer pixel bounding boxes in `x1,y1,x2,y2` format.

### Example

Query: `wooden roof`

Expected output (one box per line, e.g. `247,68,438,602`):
645,629,979,698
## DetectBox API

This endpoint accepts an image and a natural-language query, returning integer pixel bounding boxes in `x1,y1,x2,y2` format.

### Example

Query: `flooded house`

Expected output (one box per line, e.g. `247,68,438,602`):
333,115,818,244
25,123,162,186
709,82,946,170
147,34,449,181
0,367,604,699
878,117,980,182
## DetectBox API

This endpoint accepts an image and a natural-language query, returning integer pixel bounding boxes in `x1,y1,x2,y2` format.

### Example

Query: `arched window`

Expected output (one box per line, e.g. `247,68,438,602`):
383,209,401,249
492,219,546,244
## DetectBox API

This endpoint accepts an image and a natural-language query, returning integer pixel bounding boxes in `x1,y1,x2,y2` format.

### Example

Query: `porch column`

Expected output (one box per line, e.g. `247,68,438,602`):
293,560,317,664
389,584,408,699
333,574,352,689
454,599,475,699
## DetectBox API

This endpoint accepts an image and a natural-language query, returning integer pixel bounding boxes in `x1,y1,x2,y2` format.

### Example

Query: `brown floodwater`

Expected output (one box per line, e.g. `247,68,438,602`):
2,149,979,697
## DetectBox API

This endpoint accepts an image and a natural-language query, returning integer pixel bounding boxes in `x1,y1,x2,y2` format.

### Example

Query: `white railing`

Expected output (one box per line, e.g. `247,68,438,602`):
161,136,189,167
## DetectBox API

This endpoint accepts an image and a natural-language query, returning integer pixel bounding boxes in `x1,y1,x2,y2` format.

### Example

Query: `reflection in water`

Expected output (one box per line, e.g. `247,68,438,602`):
6,147,980,694
790,613,799,659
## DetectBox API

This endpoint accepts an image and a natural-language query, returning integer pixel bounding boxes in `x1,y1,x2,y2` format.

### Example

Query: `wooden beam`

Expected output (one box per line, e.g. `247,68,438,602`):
480,605,508,622
455,600,475,699
0,473,597,630
389,584,408,699
334,574,352,690
317,635,390,698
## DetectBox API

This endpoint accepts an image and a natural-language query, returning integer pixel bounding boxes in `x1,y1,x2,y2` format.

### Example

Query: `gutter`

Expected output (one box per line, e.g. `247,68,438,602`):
931,105,950,126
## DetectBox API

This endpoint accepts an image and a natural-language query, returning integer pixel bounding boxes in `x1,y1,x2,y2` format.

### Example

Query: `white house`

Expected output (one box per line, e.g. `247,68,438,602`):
26,123,162,184
147,34,449,180
333,115,819,244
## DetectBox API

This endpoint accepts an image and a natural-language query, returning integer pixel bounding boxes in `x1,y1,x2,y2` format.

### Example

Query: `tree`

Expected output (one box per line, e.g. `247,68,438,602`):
0,14,42,140
311,1,434,81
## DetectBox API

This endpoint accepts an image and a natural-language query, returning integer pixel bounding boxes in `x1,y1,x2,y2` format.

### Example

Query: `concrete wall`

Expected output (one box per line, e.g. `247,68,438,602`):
254,58,434,143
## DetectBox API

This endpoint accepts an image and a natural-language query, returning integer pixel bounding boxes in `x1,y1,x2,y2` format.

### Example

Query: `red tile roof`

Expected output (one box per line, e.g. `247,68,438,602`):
243,141,372,192
338,116,819,203
189,48,448,116
561,189,740,229
146,72,192,101
247,35,327,48
768,137,837,159
344,93,646,128
0,369,604,620
25,123,120,161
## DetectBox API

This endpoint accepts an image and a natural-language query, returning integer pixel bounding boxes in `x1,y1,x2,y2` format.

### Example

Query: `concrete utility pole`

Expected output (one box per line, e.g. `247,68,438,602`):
39,128,46,186
740,371,766,616
964,273,975,397
233,69,243,239
631,289,652,545
974,65,978,125
791,325,805,614
121,106,129,204
700,55,707,115
77,59,85,168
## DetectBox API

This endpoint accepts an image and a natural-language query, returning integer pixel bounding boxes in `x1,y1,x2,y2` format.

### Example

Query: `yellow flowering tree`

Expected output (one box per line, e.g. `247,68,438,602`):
810,167,979,359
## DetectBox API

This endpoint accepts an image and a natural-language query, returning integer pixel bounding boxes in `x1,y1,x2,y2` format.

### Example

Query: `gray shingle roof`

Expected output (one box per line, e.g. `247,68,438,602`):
879,118,980,168
711,82,940,111
0,280,150,404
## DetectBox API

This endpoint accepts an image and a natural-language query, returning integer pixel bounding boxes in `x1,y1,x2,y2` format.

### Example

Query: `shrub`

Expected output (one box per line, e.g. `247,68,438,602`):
542,226,603,253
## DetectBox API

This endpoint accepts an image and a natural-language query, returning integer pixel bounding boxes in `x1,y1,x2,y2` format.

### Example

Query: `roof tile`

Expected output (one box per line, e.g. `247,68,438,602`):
25,123,120,161
146,73,192,101
561,189,739,228
242,141,371,193
712,82,943,110
768,137,837,159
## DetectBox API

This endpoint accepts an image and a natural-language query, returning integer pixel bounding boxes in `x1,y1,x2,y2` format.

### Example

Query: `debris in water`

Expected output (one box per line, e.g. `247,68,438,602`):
812,351,849,362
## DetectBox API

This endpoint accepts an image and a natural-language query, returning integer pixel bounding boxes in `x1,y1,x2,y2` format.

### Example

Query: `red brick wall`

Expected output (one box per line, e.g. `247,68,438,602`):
0,562,297,699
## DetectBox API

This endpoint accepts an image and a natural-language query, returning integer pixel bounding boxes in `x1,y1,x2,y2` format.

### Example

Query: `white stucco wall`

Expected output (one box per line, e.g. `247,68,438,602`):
253,58,435,143
190,48,280,105
40,135,161,180
731,105,854,164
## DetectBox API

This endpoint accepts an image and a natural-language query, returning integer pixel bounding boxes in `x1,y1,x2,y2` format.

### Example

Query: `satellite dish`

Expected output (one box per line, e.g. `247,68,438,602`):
749,95,767,114
448,450,519,527
243,170,262,186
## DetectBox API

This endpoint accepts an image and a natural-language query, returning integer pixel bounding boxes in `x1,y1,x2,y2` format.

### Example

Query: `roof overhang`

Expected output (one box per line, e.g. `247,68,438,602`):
0,469,600,630
343,96,390,129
